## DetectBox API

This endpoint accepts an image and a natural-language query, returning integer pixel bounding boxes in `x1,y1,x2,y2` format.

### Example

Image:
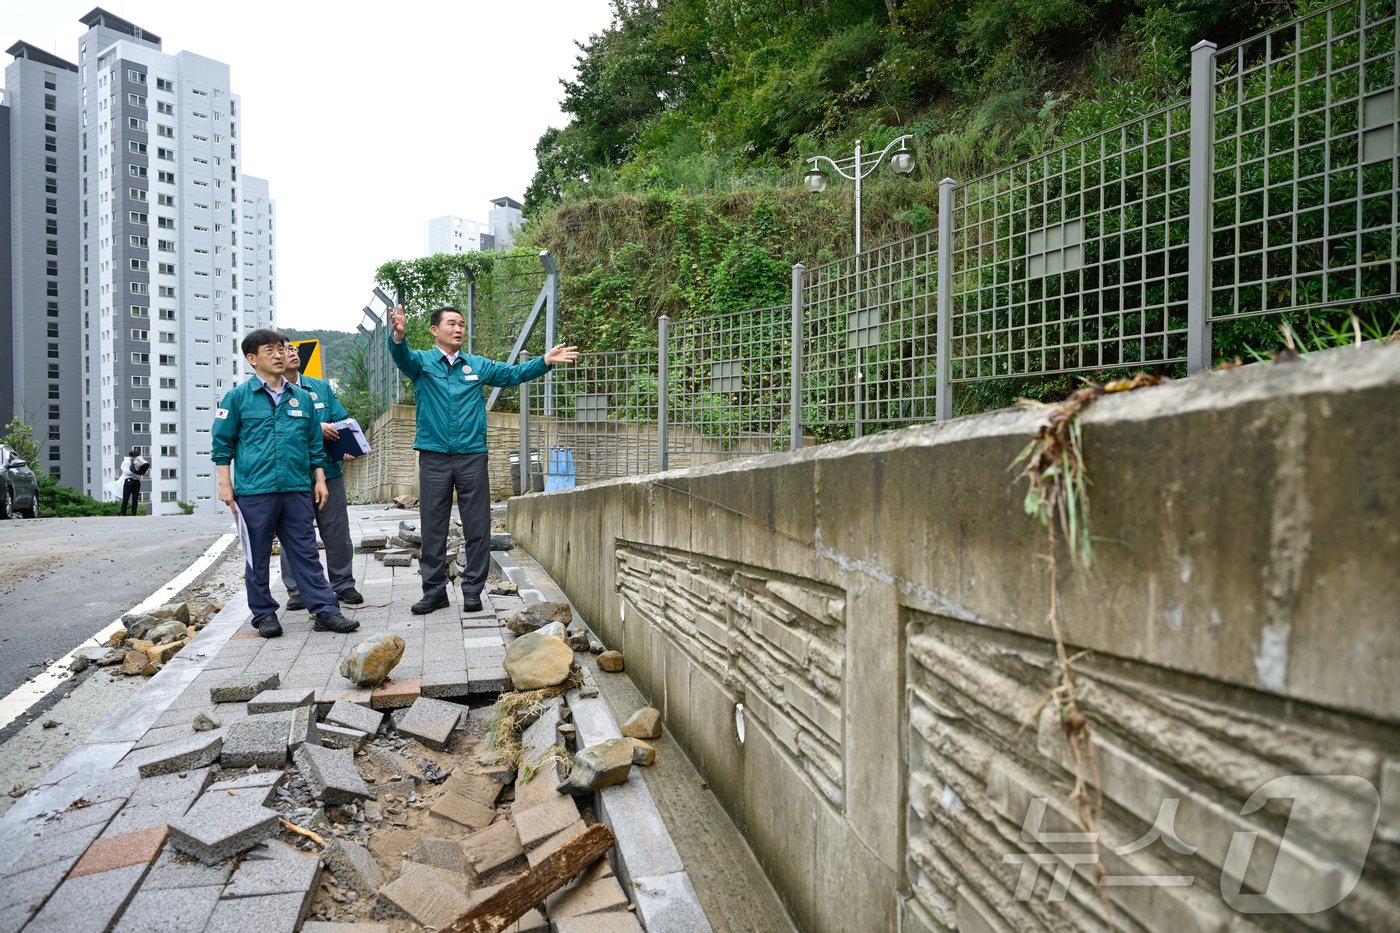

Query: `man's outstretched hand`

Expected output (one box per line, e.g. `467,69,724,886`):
544,343,580,366
389,305,406,342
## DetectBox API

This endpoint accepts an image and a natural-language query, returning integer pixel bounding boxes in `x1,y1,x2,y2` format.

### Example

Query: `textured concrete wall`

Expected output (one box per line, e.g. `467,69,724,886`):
509,342,1400,933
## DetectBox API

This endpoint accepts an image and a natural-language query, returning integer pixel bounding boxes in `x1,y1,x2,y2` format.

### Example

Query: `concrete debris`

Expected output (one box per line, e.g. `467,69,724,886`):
294,743,371,804
391,495,418,510
192,710,222,732
211,671,281,703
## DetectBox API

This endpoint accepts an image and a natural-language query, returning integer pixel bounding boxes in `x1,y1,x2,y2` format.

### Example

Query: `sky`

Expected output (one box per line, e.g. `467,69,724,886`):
0,0,616,331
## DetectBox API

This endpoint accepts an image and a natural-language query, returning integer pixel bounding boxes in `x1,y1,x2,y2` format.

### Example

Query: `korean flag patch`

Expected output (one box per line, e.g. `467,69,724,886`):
215,408,229,420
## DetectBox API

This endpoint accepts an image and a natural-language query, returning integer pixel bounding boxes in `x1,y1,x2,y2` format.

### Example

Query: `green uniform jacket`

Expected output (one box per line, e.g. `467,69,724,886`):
211,377,328,496
389,337,551,454
291,373,351,479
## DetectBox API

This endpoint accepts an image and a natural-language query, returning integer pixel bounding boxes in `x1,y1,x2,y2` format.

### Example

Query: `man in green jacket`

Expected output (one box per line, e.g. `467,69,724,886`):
389,304,577,614
279,338,363,611
213,329,359,638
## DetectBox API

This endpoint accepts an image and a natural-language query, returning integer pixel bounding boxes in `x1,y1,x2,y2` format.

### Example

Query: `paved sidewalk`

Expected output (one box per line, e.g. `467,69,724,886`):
0,505,511,932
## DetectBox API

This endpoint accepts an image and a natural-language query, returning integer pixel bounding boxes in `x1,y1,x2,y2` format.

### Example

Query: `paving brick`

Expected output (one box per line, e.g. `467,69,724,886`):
371,678,421,709
210,671,280,702
443,770,503,810
104,768,214,835
527,819,587,867
0,859,75,930
302,923,392,933
206,770,285,805
467,666,510,694
321,839,383,895
546,859,630,918
2,818,109,877
68,825,167,878
111,883,222,933
361,744,422,781
224,840,322,897
519,698,565,770
514,793,582,849
465,884,548,931
512,769,566,815
396,696,465,750
23,862,148,933
461,819,524,876
372,862,471,928
372,777,418,800
138,847,234,889
289,704,319,751
220,720,289,769
325,698,384,735
167,794,279,865
133,733,223,778
319,723,369,750
409,838,466,874
247,687,316,713
420,669,472,698
204,891,314,933
550,912,644,933
315,685,375,710
429,792,495,831
294,743,371,803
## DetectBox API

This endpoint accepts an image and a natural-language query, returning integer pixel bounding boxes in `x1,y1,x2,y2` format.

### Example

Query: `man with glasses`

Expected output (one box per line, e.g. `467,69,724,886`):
279,339,364,612
212,329,359,638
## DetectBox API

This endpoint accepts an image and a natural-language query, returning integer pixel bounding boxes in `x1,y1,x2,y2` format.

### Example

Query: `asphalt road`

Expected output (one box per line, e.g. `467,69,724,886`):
0,513,234,699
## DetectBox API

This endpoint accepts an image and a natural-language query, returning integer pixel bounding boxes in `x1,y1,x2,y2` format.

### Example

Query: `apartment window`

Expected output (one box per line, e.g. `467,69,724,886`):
46,241,58,256
128,93,146,107
128,164,147,178
128,117,146,131
48,427,60,441
130,354,149,365
160,423,176,435
130,283,149,295
156,147,173,161
157,239,175,252
159,400,177,412
160,445,177,456
158,263,175,275
158,286,176,298
159,332,176,344
132,375,150,387
157,124,173,138
47,346,60,360
132,421,149,433
157,170,175,184
45,115,56,132
48,323,59,338
155,77,173,92
130,329,148,341
127,69,145,84
44,72,56,90
48,363,59,378
159,379,177,391
130,259,148,272
129,187,147,202
131,398,149,410
46,260,58,276
45,136,57,153
45,178,58,194
129,211,147,225
156,101,173,115
192,134,208,142
46,198,58,215
160,468,177,480
158,194,175,207
130,235,148,248
158,309,176,321
44,93,56,112
45,156,57,174
158,354,176,366
49,406,60,420
161,491,177,503
157,217,174,229
129,141,145,154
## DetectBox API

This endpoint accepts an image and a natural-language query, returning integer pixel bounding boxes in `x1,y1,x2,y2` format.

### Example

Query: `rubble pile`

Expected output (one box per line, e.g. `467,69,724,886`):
68,599,222,677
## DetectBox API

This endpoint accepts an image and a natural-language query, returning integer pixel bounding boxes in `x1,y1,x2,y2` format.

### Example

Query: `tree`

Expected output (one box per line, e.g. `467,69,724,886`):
2,418,40,470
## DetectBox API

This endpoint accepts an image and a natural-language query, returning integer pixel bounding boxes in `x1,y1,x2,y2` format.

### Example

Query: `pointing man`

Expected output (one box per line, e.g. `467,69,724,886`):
389,304,578,614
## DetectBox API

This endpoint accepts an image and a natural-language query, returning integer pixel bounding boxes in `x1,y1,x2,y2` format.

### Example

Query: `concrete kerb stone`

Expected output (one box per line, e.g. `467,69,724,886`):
630,870,715,932
325,699,384,736
293,743,371,804
210,671,281,703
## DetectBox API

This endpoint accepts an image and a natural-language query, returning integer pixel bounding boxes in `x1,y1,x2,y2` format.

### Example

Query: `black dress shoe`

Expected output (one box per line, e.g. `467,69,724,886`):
411,590,450,615
252,614,283,638
337,587,364,605
461,592,483,612
285,593,305,611
313,613,359,633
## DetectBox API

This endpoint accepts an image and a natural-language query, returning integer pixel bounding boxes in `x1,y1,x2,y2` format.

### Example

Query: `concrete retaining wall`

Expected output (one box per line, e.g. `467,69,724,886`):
508,342,1400,933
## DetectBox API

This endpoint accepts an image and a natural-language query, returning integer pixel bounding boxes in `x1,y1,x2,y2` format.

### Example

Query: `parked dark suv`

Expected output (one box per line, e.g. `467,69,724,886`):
0,444,40,519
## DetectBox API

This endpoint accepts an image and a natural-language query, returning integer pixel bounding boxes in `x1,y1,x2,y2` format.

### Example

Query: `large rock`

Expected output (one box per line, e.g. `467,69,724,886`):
501,601,573,635
147,620,190,645
598,651,625,673
503,633,574,691
392,494,418,510
620,707,661,739
340,633,406,687
558,739,634,795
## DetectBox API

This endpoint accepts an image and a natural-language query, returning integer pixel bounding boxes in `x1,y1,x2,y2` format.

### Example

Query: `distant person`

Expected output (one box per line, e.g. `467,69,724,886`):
279,338,363,611
389,304,578,614
211,329,359,638
118,449,148,516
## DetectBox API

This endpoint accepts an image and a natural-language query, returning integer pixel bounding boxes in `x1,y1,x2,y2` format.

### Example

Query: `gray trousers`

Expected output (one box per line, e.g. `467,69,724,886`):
418,451,490,597
282,474,356,596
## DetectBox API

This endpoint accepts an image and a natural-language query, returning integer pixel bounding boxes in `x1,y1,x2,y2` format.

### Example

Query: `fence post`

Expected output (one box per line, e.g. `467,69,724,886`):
937,177,956,421
658,315,670,472
519,352,532,495
790,263,805,450
466,278,477,356
1187,40,1217,373
540,251,559,418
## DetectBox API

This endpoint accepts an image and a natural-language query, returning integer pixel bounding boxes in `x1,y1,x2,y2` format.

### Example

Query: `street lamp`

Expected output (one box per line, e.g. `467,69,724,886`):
802,135,916,437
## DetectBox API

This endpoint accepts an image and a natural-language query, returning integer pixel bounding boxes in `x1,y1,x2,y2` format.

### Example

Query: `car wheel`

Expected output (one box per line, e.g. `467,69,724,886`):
20,493,39,519
0,487,11,520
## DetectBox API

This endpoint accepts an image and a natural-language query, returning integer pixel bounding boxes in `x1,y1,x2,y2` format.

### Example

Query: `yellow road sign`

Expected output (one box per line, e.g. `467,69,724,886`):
293,340,323,379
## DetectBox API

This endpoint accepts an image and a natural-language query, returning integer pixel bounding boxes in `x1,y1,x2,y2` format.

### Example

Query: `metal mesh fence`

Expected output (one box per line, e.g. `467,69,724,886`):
527,348,662,486
1210,0,1399,320
666,305,791,465
950,104,1193,381
801,229,938,439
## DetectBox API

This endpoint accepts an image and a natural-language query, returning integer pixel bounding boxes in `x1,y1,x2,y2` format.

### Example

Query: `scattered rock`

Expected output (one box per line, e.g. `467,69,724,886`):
490,532,512,551
535,621,567,640
501,601,573,635
193,711,222,732
558,739,634,795
588,638,605,655
147,620,190,645
489,581,519,596
339,633,406,687
620,708,661,739
122,649,150,675
120,613,160,640
382,551,413,568
598,651,625,673
628,739,656,767
503,633,574,691
392,494,418,510
41,719,58,730
95,648,126,667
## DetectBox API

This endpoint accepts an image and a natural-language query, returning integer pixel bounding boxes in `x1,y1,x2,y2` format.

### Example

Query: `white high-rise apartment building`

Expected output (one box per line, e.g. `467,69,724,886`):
75,8,274,514
426,196,522,255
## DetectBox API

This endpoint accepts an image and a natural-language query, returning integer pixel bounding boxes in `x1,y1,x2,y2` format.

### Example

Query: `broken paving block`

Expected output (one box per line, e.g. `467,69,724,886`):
211,672,281,703
207,771,285,806
546,858,630,919
513,793,582,850
442,771,502,810
526,819,587,868
223,840,321,898
167,794,279,865
136,733,224,778
220,720,288,770
320,839,383,896
429,792,494,831
293,743,371,804
247,687,316,714
410,838,466,874
288,705,318,752
395,697,464,751
356,534,388,552
372,862,471,929
461,819,524,877
318,723,368,751
382,551,413,568
325,699,384,736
